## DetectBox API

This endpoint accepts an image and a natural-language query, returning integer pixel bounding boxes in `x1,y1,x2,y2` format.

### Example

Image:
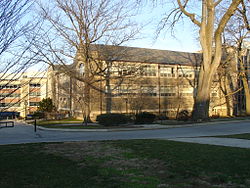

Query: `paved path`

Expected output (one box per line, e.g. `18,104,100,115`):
1,120,250,148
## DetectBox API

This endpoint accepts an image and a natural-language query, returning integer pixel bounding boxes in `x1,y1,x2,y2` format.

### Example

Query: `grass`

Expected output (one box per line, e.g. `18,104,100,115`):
160,116,250,126
1,140,250,187
38,123,139,129
34,116,250,129
216,133,250,140
36,118,141,129
35,118,82,126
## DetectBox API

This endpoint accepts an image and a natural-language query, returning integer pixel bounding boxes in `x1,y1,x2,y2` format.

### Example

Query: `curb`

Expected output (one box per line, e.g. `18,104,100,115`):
37,119,250,132
17,119,250,132
37,125,169,132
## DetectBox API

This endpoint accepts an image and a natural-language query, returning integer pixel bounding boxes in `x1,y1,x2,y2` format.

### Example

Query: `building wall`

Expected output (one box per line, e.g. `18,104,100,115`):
49,59,233,120
0,72,47,118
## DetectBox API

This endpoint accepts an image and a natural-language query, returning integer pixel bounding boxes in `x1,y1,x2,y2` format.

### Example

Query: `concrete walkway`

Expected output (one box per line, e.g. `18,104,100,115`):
1,120,250,148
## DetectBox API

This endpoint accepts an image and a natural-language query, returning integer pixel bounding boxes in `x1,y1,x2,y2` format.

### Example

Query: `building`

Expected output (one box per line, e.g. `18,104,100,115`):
48,45,239,120
0,72,47,118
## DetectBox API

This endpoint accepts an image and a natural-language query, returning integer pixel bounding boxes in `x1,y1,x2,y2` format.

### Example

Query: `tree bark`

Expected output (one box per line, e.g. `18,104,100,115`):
239,53,250,115
191,0,241,121
192,66,213,120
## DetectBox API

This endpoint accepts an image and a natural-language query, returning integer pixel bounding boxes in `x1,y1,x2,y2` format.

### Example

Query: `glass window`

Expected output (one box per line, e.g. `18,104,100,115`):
141,86,157,96
177,67,194,78
141,65,156,76
29,92,41,96
30,83,41,87
160,86,176,96
160,66,175,77
29,102,39,107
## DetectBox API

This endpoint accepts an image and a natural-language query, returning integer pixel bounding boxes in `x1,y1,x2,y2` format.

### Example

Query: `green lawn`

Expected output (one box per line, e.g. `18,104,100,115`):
36,118,82,125
1,140,250,188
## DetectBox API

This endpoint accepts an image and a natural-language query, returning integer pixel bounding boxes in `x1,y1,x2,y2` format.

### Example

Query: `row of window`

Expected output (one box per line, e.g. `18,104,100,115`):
0,102,40,107
112,86,194,93
29,83,41,87
78,63,196,78
0,92,41,98
0,83,41,89
0,103,20,107
0,93,21,98
0,85,20,89
108,85,219,97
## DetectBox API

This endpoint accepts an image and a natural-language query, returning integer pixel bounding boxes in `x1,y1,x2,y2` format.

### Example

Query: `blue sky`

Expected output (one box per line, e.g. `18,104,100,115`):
20,0,202,72
126,2,201,52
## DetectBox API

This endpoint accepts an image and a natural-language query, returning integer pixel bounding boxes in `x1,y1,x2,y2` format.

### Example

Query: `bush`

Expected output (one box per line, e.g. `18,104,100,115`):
96,113,128,126
177,110,190,121
32,111,45,119
157,113,169,120
135,112,156,124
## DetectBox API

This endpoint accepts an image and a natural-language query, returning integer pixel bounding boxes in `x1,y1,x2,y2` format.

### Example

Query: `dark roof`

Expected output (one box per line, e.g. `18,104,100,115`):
51,44,203,72
91,44,202,66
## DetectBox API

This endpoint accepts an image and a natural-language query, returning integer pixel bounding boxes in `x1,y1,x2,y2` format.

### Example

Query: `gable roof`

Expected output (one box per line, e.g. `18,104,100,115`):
91,44,202,66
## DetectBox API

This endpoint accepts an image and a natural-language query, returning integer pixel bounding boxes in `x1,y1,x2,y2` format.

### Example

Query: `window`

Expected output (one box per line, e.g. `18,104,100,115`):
30,83,41,87
29,102,39,107
118,66,136,76
0,93,20,98
29,92,41,96
177,67,194,78
79,63,85,75
117,85,129,94
142,65,156,76
0,103,20,107
141,86,157,96
180,93,193,97
160,66,175,77
0,85,20,89
160,86,176,96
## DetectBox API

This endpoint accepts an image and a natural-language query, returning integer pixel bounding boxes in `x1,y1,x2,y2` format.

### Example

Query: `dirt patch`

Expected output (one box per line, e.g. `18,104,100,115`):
43,141,246,188
43,141,130,161
43,141,169,184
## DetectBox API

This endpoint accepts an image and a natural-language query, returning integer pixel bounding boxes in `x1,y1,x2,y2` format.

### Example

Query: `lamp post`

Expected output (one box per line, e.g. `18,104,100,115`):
125,98,128,114
24,100,28,118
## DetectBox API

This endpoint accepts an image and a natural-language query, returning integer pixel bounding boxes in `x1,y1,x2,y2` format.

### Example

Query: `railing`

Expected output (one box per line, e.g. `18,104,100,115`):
0,121,14,128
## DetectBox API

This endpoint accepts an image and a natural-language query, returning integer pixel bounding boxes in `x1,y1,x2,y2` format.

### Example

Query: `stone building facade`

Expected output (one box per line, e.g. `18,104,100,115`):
48,45,239,120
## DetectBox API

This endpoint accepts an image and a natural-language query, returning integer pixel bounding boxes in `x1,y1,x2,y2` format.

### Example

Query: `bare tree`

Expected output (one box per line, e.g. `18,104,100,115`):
0,0,44,115
32,0,140,122
220,0,250,115
156,0,242,120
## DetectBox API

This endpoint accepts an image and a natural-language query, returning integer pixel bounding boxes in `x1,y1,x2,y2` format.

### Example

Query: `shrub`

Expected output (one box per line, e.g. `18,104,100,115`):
157,113,169,120
32,111,45,119
177,110,190,121
96,113,128,126
135,112,156,124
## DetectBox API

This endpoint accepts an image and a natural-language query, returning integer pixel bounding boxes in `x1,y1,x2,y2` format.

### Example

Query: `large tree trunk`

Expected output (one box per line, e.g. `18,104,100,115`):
241,69,250,115
192,67,213,120
238,47,250,115
179,0,241,121
83,46,91,125
83,86,91,125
